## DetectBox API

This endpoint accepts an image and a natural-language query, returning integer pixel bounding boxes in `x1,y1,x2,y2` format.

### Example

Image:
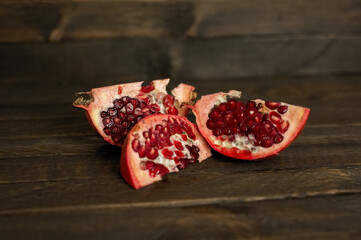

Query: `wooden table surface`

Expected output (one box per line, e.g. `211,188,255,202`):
1,75,360,239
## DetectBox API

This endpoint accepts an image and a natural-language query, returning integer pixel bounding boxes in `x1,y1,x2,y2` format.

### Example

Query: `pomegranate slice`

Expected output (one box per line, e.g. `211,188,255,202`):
73,79,196,146
121,114,212,189
192,90,310,160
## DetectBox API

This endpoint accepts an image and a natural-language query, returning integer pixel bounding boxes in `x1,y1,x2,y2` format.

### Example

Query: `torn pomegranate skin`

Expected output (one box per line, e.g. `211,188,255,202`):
191,90,310,161
120,114,212,189
73,79,196,147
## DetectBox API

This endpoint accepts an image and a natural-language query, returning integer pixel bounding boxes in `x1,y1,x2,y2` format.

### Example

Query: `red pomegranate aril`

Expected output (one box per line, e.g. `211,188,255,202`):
270,111,282,124
113,117,121,125
261,138,273,148
149,104,160,113
237,102,245,110
181,134,188,141
253,124,262,133
174,140,184,150
103,117,113,127
262,120,273,132
213,128,222,137
146,148,159,160
141,85,155,93
167,106,179,115
277,105,288,114
163,95,174,107
155,124,163,132
218,103,228,112
161,148,173,159
278,120,290,134
103,127,111,135
274,134,284,143
175,150,185,158
265,101,280,110
132,139,140,152
113,99,123,109
206,119,215,129
112,126,121,134
100,111,108,118
247,101,256,109
143,131,150,139
227,99,238,109
235,110,246,121
138,146,146,158
253,113,262,123
209,109,221,119
268,128,279,138
246,119,255,129
121,96,130,104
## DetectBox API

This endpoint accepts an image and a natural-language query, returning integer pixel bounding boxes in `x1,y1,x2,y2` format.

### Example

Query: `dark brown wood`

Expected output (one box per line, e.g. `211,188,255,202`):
0,0,360,43
0,194,360,239
1,37,360,83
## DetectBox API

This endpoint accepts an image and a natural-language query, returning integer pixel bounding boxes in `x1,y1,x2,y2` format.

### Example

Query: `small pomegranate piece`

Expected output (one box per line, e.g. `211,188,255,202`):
191,90,310,160
73,79,196,146
121,114,212,189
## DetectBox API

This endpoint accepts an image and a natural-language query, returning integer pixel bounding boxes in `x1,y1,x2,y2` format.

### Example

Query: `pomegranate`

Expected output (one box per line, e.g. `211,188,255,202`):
73,79,196,146
192,90,310,160
121,114,212,189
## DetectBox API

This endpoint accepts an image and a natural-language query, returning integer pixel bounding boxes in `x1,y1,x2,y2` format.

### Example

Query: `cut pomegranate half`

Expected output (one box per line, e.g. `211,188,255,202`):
192,90,310,160
73,79,196,146
121,114,212,189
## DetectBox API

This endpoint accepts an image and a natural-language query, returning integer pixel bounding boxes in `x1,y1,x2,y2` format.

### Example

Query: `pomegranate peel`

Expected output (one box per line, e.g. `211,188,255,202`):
192,90,310,160
73,79,196,147
120,114,212,189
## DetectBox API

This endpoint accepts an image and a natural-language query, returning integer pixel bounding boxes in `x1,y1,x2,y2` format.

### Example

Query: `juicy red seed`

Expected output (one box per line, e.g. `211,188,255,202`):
213,128,222,137
113,99,122,109
218,103,228,112
174,140,184,150
177,159,187,169
112,126,121,133
222,127,231,135
206,119,215,129
231,127,240,134
228,134,235,141
227,99,238,109
253,124,262,133
100,111,108,118
237,102,245,110
155,124,164,132
138,146,146,158
103,127,111,135
146,148,158,160
158,166,169,176
265,101,280,110
161,149,174,159
149,104,160,112
246,119,255,129
181,134,188,141
239,122,248,132
134,108,142,115
167,106,179,115
274,134,284,143
141,85,155,93
235,110,246,121
113,117,121,125
209,110,221,119
270,111,282,124
103,117,113,127
261,138,273,148
132,139,140,152
278,120,290,133
247,108,257,117
163,95,174,107
125,103,134,114
277,105,288,114
268,128,279,137
247,101,256,109
216,120,225,128
121,96,130,104
262,120,273,132
223,113,234,125
253,113,262,123
175,151,184,158
111,135,121,143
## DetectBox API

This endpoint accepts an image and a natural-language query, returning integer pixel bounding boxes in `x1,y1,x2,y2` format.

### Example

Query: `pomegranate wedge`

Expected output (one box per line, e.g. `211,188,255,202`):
121,114,212,189
192,90,310,160
73,79,196,146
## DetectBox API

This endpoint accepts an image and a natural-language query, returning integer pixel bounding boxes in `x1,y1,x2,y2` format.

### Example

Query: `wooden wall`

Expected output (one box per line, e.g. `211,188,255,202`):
1,0,361,86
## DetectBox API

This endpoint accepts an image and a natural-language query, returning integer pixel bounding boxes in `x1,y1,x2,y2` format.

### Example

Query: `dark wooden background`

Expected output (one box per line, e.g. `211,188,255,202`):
1,1,361,239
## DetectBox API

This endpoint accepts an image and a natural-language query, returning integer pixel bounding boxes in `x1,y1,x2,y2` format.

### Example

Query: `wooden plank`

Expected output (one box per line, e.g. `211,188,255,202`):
1,0,360,43
0,37,360,85
0,1,193,43
0,38,170,86
0,124,360,184
170,35,361,79
0,164,360,212
190,0,361,38
0,123,360,159
0,194,360,239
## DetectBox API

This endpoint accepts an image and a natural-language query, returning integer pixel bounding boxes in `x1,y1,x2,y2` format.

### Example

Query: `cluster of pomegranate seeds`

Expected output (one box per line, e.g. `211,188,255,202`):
132,117,200,177
100,96,161,144
206,99,289,148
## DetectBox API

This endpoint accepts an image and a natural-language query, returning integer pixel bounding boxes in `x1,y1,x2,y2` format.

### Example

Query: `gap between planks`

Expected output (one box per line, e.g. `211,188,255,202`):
0,190,359,217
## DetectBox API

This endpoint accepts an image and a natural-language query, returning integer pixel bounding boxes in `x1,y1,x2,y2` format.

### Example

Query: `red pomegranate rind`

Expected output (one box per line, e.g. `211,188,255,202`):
120,114,212,189
192,91,310,160
73,79,196,147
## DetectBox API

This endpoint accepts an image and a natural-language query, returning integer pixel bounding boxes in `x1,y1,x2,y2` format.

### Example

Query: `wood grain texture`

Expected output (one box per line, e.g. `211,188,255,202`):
0,0,360,43
1,194,360,239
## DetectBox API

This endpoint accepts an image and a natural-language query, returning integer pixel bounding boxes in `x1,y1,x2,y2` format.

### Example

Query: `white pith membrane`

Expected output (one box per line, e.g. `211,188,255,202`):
192,90,310,160
75,79,195,146
121,115,212,189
